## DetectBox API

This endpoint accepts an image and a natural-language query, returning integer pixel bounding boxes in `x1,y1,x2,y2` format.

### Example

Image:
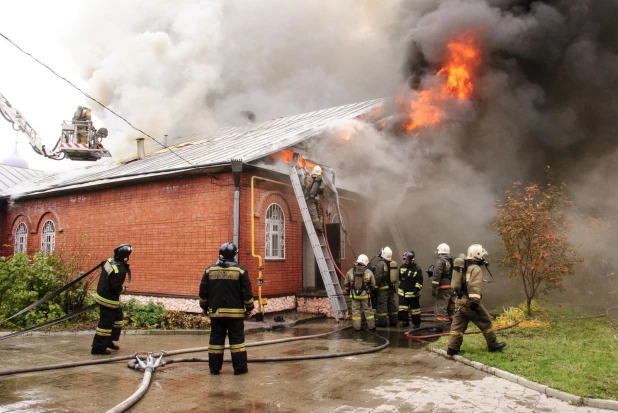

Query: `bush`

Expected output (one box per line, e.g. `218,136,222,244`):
0,252,95,328
160,310,210,329
123,299,167,329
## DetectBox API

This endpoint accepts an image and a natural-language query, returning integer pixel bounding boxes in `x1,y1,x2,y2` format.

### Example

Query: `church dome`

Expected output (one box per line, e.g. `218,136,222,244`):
1,143,29,169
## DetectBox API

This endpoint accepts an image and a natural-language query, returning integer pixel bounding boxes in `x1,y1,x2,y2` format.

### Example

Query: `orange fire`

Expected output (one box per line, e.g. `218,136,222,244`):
271,149,316,169
398,31,481,134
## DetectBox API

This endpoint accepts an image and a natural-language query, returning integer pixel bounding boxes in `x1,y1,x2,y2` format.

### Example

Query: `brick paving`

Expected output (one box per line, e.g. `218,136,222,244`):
0,320,615,412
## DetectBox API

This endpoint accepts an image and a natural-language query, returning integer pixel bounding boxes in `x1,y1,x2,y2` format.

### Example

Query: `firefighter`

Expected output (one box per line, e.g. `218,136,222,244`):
374,246,398,327
343,254,376,331
72,106,92,145
91,244,132,355
447,244,506,356
398,251,423,328
199,242,254,375
432,243,455,325
303,165,325,234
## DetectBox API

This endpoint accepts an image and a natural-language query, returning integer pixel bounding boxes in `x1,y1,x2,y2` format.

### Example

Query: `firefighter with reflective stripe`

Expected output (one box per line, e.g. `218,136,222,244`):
447,244,506,356
91,244,132,355
398,251,423,328
375,246,398,327
343,254,376,331
303,165,325,234
199,242,254,375
432,243,455,324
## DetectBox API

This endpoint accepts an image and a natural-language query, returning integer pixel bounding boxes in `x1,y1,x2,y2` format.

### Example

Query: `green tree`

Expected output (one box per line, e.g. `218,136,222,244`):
493,167,582,316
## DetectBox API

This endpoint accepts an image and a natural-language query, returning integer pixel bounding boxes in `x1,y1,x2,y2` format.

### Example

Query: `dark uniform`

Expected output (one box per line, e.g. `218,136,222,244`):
303,167,325,234
344,262,376,331
432,253,455,323
199,242,254,375
398,253,423,328
374,258,398,327
447,246,506,356
91,244,132,355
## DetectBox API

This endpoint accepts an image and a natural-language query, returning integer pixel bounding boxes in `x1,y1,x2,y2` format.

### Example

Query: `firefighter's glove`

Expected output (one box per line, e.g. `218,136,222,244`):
412,287,420,295
469,302,479,312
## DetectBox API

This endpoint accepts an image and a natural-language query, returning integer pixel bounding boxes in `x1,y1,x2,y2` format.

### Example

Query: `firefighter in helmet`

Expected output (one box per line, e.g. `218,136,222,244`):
303,165,325,234
374,246,399,327
72,106,92,145
343,254,376,331
91,244,132,355
398,251,423,328
447,244,506,356
199,242,254,375
431,243,455,326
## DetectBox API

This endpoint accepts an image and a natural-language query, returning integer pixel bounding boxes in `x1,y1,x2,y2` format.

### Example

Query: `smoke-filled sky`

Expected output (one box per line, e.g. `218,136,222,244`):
1,0,617,304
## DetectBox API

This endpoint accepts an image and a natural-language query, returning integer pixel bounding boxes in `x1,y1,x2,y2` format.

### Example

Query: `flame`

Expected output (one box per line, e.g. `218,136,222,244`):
398,31,481,134
271,149,316,169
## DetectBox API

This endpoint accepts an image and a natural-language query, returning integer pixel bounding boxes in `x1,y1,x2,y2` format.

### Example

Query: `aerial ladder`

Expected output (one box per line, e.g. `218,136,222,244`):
288,153,348,321
0,91,111,161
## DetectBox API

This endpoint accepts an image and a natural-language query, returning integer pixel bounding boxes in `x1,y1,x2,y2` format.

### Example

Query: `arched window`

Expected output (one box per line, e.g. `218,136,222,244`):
14,222,28,255
332,214,345,260
41,220,56,255
265,203,285,259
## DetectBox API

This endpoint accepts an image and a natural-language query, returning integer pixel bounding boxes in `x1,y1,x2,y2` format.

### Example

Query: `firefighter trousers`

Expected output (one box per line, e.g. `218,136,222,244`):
209,318,247,373
350,298,375,331
92,305,123,352
306,197,323,233
398,295,421,327
376,289,398,327
434,288,455,323
448,302,499,351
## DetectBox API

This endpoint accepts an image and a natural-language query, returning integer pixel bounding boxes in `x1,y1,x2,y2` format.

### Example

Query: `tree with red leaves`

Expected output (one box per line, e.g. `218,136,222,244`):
493,167,582,316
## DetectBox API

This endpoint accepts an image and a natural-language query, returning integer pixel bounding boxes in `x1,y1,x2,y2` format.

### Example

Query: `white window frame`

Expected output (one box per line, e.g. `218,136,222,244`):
41,220,56,255
332,214,345,260
14,222,28,255
265,203,285,260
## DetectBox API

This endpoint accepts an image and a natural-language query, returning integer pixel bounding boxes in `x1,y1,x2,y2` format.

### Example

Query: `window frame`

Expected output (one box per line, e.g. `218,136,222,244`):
14,222,28,255
41,220,56,255
265,203,285,260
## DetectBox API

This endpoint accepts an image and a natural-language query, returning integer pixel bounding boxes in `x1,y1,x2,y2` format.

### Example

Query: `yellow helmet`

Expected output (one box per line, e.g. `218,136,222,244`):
311,165,322,176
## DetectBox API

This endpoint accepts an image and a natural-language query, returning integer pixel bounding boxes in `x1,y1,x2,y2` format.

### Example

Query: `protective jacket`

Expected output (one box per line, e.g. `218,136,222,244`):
464,263,483,304
375,259,393,291
199,259,254,318
303,174,324,200
94,258,129,309
398,262,423,298
344,264,376,300
432,254,453,294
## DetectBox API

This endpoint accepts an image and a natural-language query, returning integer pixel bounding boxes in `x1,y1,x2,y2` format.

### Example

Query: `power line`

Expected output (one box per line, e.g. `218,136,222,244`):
0,31,196,168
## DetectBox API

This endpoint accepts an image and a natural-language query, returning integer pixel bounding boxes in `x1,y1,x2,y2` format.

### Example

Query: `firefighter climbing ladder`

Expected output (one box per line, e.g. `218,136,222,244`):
289,154,348,321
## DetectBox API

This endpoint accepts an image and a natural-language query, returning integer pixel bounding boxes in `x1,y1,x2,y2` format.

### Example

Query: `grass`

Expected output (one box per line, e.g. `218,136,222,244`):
433,303,618,400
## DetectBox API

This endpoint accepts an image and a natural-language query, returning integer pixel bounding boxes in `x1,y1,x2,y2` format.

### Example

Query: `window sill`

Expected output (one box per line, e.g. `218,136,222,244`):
265,258,286,262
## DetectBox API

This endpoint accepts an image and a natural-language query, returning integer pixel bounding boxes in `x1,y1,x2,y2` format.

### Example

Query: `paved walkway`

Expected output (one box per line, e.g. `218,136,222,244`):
0,319,614,412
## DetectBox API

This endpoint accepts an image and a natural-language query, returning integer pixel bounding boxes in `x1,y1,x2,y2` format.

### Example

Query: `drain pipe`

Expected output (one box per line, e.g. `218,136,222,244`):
231,159,243,248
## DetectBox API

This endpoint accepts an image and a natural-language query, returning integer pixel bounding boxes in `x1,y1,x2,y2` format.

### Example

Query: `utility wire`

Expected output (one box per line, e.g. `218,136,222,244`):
0,31,196,168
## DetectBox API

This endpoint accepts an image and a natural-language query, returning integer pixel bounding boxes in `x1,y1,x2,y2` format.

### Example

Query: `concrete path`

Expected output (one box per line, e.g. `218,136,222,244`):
0,319,614,413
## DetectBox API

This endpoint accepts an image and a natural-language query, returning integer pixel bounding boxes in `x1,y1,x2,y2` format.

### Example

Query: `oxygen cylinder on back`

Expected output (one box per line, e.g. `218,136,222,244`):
451,255,466,295
389,260,399,287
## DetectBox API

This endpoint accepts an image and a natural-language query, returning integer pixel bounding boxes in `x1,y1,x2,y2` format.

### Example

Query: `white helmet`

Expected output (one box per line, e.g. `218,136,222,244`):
437,243,450,254
466,244,488,261
311,165,322,176
355,254,369,266
381,246,392,261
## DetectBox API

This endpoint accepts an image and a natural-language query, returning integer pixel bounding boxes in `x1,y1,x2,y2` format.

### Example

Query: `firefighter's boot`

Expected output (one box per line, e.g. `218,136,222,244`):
488,342,507,352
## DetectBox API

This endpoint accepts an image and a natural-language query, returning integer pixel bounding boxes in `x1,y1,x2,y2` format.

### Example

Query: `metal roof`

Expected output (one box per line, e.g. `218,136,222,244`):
1,98,385,198
0,165,44,191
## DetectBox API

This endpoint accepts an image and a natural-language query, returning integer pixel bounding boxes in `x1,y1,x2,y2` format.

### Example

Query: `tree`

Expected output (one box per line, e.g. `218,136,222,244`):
493,167,582,316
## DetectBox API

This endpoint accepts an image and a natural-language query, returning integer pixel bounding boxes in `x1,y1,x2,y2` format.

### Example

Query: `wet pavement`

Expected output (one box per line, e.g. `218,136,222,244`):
0,319,615,413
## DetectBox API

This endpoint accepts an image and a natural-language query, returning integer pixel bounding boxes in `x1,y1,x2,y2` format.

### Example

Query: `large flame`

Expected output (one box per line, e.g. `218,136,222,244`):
398,31,481,134
271,149,316,169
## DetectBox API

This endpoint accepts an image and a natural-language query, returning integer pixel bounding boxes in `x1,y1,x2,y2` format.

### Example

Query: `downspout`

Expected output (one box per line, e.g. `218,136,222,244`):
250,174,293,322
231,159,243,248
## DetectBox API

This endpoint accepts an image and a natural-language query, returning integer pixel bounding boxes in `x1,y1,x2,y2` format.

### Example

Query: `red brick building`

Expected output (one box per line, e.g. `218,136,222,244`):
0,100,385,317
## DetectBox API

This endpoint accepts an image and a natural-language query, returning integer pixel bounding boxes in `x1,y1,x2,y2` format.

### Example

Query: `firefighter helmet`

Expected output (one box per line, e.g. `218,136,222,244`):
219,242,238,260
404,251,415,261
437,243,450,254
311,165,322,176
113,244,133,262
355,254,369,266
466,244,488,261
381,246,392,261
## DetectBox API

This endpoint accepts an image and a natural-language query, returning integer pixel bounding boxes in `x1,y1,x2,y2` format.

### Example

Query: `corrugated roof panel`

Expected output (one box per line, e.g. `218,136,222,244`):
0,165,44,191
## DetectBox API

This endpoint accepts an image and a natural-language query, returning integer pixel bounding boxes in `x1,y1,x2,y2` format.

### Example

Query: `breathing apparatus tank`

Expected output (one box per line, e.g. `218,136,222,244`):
451,254,466,297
